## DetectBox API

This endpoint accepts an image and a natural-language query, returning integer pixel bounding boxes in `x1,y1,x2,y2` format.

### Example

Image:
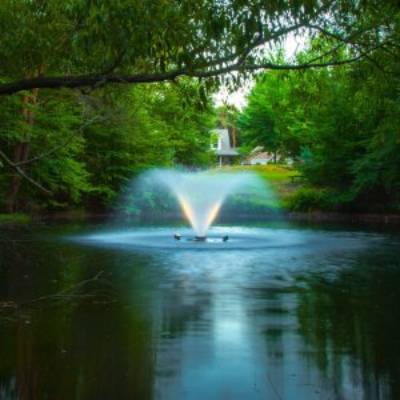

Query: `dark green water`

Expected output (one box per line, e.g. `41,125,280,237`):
0,222,399,399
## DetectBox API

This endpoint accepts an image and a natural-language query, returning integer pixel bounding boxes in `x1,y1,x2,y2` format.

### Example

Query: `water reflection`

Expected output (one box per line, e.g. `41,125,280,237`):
0,225,399,399
295,248,400,399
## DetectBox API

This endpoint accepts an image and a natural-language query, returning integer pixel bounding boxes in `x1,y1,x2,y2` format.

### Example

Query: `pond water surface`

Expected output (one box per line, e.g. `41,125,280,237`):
0,221,399,400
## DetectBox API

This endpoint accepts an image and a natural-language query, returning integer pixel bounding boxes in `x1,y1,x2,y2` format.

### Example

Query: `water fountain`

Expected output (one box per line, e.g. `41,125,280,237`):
149,169,261,241
78,168,291,250
72,167,385,254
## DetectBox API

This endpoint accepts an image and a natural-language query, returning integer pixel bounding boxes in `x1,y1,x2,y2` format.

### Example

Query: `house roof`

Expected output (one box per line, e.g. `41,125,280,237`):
247,152,274,160
213,128,239,156
250,146,264,155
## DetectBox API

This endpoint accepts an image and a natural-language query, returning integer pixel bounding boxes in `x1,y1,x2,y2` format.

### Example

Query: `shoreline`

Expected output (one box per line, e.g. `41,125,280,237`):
1,210,400,226
285,211,400,224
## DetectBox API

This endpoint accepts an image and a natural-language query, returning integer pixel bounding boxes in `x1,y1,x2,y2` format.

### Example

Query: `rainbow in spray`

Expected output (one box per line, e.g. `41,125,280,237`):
152,170,259,238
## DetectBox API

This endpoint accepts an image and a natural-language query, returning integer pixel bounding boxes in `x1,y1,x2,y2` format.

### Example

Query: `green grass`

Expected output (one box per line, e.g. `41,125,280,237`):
229,164,299,181
0,213,31,225
222,164,302,208
223,164,297,180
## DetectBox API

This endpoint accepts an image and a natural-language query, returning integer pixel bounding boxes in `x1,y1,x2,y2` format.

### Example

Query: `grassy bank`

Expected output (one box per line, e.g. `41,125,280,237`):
0,213,31,225
225,165,400,215
223,164,301,209
1,166,396,218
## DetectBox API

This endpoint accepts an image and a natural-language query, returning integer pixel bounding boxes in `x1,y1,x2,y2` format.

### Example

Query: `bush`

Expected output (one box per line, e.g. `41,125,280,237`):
285,187,337,212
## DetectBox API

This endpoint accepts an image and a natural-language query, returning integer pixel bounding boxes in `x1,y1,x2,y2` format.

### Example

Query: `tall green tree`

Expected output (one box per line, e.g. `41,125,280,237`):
0,80,215,212
238,70,291,160
238,40,400,211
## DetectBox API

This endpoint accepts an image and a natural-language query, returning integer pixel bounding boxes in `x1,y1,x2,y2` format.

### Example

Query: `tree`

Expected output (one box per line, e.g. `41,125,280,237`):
0,0,397,95
0,79,215,212
238,70,289,160
238,35,400,211
81,80,215,209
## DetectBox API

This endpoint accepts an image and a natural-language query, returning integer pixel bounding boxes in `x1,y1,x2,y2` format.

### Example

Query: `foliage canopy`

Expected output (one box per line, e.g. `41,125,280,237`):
0,0,398,94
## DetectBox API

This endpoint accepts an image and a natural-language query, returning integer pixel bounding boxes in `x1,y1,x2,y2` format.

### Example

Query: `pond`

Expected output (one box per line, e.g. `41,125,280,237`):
0,221,399,399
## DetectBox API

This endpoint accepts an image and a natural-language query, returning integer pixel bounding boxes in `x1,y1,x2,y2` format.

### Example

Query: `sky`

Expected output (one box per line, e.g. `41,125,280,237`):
213,33,306,109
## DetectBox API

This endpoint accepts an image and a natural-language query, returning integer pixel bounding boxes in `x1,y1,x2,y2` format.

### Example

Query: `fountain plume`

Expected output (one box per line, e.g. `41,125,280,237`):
151,170,262,237
119,168,278,237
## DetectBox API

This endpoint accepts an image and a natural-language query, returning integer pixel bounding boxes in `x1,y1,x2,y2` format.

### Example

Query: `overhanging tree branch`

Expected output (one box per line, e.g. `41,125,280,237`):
0,54,371,96
0,16,389,97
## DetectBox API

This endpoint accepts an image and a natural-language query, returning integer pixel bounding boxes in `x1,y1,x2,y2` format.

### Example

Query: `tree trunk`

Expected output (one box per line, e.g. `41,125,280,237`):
5,144,28,212
5,75,39,212
231,126,237,148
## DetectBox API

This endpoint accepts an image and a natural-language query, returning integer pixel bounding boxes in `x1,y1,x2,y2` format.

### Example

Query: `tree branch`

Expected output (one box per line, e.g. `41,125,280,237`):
15,115,105,167
0,70,185,95
0,149,51,194
0,54,366,96
21,271,107,305
0,21,386,97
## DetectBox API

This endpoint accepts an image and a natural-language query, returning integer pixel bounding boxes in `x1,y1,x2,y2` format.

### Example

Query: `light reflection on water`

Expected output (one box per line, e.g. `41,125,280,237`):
0,223,399,399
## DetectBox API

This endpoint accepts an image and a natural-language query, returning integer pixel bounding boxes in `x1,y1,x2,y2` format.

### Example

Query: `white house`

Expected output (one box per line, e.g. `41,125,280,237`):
242,147,293,165
211,128,239,166
241,146,280,165
245,151,276,165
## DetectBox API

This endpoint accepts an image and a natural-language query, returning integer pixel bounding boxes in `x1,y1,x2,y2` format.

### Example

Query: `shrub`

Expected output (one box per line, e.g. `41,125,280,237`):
285,187,337,212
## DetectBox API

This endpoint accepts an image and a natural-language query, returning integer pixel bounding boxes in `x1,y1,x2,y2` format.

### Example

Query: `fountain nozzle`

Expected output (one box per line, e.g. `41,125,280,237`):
194,236,207,242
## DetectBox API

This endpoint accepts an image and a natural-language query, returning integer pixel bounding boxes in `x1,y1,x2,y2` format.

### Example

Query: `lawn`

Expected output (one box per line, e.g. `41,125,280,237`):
224,164,298,180
216,164,303,211
224,164,301,199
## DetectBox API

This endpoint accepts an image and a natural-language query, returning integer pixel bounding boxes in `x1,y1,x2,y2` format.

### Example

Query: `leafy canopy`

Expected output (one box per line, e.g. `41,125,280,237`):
0,0,397,94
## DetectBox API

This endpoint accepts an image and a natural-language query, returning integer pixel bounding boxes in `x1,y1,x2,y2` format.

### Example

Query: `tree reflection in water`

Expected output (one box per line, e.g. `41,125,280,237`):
0,225,399,399
295,247,400,399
